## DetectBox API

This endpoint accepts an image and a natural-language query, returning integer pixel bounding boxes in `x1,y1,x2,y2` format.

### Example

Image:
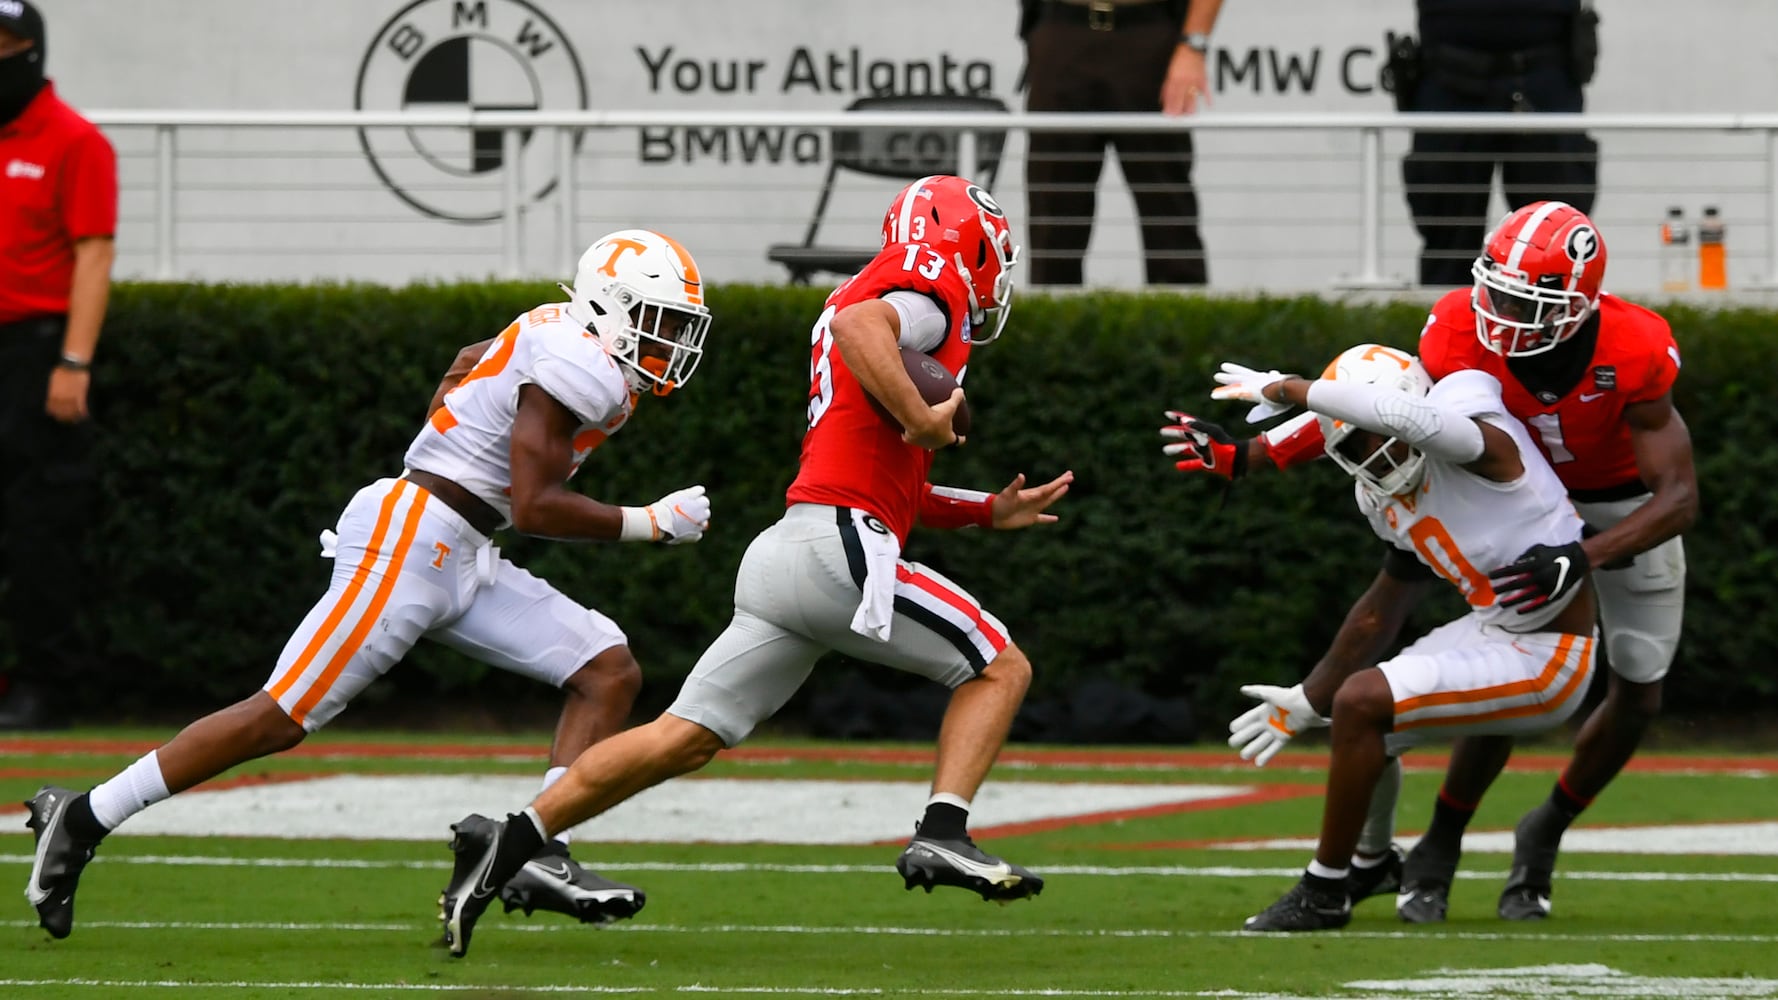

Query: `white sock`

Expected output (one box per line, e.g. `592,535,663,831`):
1355,756,1403,858
926,792,971,810
540,766,570,847
1306,859,1349,881
87,750,172,832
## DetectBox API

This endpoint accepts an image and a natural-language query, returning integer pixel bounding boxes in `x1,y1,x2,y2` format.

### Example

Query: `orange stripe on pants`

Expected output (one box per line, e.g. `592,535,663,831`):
1396,636,1595,733
267,481,412,703
289,492,428,726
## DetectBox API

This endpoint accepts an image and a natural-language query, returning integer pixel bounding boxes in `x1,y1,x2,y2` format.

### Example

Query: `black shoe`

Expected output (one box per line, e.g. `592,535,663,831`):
439,814,503,958
1243,877,1352,932
1346,844,1404,905
895,827,1043,903
1498,804,1563,921
499,841,646,924
24,786,100,939
1397,834,1460,924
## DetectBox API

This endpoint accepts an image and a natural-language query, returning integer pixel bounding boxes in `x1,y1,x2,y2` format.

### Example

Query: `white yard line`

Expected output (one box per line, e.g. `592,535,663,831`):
1,918,1774,944
3,853,1775,883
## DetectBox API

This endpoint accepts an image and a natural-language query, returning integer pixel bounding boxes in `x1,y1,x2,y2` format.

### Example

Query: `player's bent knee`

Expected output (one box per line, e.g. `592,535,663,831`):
1333,670,1393,727
654,714,725,773
980,644,1032,692
569,646,644,704
1606,673,1663,725
245,694,308,754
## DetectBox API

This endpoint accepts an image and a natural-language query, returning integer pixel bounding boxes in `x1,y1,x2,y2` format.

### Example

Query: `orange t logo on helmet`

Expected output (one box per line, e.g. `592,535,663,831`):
595,238,650,278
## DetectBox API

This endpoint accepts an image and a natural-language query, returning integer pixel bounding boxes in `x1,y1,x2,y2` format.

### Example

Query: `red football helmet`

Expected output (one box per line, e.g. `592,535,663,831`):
1471,200,1607,357
879,174,1021,343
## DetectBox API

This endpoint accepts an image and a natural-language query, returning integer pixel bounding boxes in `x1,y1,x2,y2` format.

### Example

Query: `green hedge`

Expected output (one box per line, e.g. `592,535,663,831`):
62,284,1776,726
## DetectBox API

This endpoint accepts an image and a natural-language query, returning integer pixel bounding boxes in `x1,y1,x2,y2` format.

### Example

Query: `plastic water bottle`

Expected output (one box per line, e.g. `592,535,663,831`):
1660,207,1690,293
1698,206,1727,290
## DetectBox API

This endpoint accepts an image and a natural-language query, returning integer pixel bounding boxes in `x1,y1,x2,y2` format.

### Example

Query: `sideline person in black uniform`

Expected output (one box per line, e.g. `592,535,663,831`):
1020,0,1224,286
1390,0,1600,286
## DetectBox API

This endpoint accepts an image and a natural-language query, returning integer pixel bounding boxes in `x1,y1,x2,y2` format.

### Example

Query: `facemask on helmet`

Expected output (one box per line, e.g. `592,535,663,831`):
1471,201,1606,358
560,229,711,396
1317,344,1436,497
879,174,1021,343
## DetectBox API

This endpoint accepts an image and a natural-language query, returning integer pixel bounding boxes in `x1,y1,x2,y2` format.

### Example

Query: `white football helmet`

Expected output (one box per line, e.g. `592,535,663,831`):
1317,344,1436,497
561,229,711,396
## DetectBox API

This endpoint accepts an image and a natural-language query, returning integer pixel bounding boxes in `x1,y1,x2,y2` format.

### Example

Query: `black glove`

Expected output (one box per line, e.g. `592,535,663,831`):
1160,411,1250,481
1488,540,1589,613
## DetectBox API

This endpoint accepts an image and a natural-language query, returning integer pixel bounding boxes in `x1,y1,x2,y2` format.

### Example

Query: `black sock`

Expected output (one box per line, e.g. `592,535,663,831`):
918,802,969,840
1546,777,1591,826
64,793,107,843
492,811,547,883
1303,870,1347,897
1423,788,1477,848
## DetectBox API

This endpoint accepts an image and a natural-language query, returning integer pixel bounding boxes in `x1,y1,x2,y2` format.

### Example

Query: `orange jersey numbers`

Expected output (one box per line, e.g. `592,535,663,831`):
1407,516,1496,607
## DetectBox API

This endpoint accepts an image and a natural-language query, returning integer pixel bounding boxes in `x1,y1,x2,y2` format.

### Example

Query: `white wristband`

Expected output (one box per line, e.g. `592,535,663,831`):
618,505,658,542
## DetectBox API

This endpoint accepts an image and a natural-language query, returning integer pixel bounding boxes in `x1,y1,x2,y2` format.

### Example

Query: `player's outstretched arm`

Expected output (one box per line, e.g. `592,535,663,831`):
428,338,497,418
1159,410,1325,481
989,471,1074,530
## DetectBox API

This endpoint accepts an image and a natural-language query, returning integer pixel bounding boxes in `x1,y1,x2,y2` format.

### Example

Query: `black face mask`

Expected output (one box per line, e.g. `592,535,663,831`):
0,48,46,125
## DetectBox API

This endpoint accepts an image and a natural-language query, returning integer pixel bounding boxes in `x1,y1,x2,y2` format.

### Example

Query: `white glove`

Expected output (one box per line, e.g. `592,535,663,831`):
1210,362,1295,424
623,485,711,544
1227,683,1329,767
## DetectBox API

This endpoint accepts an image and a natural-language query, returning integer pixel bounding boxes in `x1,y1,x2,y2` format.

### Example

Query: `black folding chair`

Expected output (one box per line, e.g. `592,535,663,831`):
766,93,1008,285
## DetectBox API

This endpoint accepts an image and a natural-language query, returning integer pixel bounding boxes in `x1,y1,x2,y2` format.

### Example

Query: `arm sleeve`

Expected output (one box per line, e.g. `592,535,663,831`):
918,483,995,530
882,290,948,353
1381,544,1437,582
1305,376,1488,464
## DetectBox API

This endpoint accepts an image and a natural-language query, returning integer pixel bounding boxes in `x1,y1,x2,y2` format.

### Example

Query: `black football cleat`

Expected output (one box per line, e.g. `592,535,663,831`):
439,814,503,958
1243,877,1352,933
895,827,1043,903
1498,803,1563,920
24,786,101,940
500,841,646,925
1397,833,1460,924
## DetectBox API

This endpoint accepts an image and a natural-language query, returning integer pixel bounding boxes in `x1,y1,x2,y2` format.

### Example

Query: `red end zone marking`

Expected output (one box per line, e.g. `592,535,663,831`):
2,739,1773,775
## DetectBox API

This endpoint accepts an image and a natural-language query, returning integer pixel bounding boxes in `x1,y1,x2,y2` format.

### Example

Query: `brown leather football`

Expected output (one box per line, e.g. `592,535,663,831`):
870,348,971,438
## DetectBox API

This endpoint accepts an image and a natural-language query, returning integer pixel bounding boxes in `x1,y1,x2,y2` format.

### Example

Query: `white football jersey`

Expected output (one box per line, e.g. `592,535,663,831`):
1356,370,1585,631
404,303,634,528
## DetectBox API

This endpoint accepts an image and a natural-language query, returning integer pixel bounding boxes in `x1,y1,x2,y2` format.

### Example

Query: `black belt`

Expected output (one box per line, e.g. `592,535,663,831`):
404,469,504,536
1040,0,1175,31
1,314,65,336
1568,480,1650,504
1423,42,1568,79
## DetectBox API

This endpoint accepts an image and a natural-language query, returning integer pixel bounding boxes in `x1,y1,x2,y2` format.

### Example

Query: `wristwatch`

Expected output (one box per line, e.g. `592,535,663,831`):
1180,32,1212,54
57,353,91,372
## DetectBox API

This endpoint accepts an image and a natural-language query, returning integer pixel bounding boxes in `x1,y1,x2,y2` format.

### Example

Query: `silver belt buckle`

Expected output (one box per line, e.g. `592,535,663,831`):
1087,0,1115,30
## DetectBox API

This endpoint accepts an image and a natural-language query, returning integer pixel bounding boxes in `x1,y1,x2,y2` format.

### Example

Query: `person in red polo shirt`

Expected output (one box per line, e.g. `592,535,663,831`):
0,0,117,729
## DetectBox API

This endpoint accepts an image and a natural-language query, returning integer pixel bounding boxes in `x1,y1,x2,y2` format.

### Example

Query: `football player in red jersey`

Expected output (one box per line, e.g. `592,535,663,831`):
435,175,1073,958
1162,201,1698,923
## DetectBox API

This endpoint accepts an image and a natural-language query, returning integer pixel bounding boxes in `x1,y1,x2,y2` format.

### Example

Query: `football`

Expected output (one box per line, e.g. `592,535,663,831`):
870,347,972,438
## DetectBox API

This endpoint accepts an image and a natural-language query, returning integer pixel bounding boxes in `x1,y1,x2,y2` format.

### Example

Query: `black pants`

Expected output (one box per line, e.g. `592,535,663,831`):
0,316,97,690
1402,61,1598,286
1024,12,1208,286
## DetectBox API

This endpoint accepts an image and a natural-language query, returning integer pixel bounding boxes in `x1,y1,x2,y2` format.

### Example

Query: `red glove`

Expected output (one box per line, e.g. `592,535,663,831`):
1160,411,1252,480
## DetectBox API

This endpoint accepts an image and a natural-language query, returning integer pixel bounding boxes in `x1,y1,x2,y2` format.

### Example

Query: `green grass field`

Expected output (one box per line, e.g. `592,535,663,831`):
3,731,1776,998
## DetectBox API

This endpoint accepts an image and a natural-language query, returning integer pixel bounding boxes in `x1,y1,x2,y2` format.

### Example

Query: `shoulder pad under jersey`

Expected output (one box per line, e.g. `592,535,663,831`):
525,314,630,426
1429,368,1507,421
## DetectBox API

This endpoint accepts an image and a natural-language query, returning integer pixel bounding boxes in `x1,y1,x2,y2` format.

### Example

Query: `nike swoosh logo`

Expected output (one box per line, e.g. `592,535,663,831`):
915,842,1015,883
1550,556,1572,597
531,860,572,880
470,843,502,900
1580,392,1604,402
1396,890,1417,908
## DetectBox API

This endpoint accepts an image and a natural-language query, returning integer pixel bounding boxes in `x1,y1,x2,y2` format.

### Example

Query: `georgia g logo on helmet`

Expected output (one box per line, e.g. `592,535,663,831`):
966,184,1005,219
1564,225,1600,266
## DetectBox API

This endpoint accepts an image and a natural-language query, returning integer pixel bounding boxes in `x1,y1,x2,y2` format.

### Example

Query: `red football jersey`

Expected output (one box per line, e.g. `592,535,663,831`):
785,246,974,544
1419,289,1680,493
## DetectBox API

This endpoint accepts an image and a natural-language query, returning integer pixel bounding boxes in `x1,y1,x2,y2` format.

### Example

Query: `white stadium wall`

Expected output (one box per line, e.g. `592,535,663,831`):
42,0,1778,291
